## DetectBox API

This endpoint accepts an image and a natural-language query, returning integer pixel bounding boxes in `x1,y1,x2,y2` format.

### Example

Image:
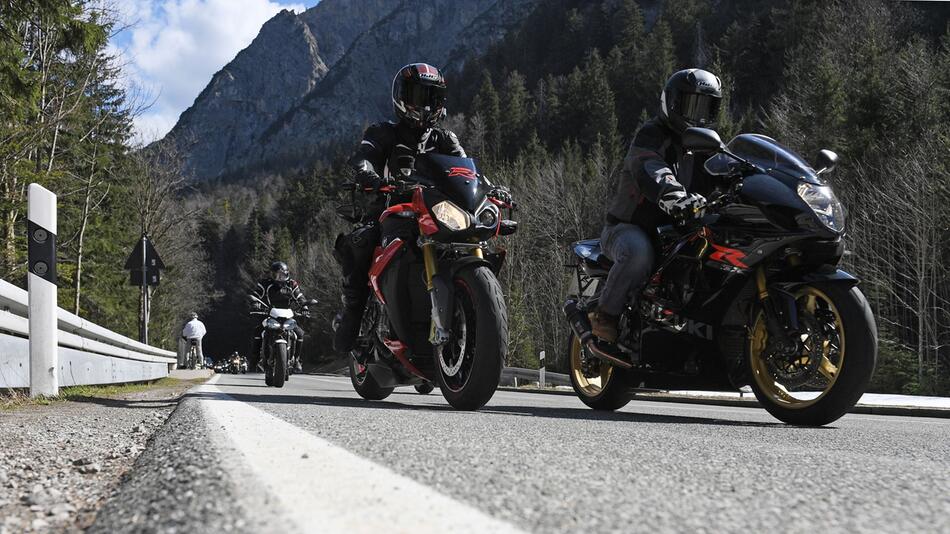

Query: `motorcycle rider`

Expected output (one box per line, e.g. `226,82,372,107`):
590,68,723,344
249,261,309,372
180,312,207,368
333,62,513,352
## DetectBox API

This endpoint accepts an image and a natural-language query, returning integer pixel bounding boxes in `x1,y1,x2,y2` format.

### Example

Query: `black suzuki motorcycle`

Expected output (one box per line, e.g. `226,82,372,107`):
336,154,517,410
563,128,877,426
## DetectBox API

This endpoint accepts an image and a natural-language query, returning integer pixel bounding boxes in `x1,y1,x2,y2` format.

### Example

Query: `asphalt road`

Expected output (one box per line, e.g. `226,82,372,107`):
97,372,950,533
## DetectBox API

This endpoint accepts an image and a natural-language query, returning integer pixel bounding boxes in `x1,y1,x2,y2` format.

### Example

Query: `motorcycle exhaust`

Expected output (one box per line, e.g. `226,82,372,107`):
563,299,593,344
563,299,633,370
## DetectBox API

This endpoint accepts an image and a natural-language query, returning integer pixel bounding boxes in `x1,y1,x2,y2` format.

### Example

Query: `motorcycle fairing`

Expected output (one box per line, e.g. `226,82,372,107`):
383,338,427,380
415,154,486,212
369,238,405,304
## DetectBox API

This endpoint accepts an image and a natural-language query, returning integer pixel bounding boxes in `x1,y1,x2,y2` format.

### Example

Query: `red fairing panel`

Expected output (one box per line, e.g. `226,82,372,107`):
379,202,415,224
413,188,438,235
383,338,428,380
368,238,404,304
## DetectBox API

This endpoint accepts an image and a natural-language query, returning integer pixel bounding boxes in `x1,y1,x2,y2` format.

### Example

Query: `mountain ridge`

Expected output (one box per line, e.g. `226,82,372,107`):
160,0,539,181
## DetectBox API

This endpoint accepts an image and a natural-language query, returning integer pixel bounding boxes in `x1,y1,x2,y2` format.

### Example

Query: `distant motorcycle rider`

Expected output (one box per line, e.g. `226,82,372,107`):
332,62,470,352
590,68,723,344
250,261,309,372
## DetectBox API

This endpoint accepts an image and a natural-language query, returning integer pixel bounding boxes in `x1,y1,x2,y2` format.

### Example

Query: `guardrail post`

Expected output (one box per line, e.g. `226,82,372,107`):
539,350,545,388
28,184,58,397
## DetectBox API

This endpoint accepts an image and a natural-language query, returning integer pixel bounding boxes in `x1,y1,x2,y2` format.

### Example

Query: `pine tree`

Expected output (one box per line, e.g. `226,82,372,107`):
500,71,532,159
471,70,501,161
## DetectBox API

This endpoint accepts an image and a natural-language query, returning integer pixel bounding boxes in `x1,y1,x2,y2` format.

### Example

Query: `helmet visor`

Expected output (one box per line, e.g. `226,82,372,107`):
678,93,720,126
401,83,446,111
274,269,289,282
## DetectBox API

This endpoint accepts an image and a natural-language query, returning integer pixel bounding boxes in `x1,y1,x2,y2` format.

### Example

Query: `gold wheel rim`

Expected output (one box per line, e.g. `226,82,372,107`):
749,286,845,409
570,336,613,397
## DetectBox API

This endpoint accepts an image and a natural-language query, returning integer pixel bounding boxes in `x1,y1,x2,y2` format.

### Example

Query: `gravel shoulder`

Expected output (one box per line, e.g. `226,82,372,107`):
0,379,202,533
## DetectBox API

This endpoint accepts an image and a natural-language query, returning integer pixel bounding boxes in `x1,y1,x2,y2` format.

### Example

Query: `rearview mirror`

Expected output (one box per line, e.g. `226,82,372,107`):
815,149,838,174
682,127,724,153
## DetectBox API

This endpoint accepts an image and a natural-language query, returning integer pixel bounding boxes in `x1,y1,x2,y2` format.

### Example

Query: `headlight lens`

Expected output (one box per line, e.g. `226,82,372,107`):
264,317,280,329
797,182,846,232
477,206,498,227
282,319,297,331
431,201,470,231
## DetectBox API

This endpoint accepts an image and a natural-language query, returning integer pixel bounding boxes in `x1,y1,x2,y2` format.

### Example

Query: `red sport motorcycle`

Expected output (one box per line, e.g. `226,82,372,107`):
337,154,517,410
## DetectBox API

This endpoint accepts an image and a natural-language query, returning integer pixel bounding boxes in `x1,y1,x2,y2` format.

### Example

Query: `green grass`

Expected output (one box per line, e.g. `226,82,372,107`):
0,376,208,411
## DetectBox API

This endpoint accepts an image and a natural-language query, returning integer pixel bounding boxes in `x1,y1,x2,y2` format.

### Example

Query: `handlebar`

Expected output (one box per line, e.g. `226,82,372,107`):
338,179,427,195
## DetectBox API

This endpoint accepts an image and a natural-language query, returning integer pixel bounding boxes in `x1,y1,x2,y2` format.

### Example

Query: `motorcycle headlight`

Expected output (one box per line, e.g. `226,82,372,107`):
477,206,498,227
431,200,470,231
797,182,846,233
282,319,297,331
264,317,280,329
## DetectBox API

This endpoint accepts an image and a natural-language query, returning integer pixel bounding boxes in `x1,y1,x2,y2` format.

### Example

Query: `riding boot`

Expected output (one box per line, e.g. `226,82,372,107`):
333,291,366,353
588,308,619,344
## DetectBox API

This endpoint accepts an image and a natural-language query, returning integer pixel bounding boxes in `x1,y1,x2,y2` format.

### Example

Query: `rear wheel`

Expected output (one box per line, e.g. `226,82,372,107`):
349,357,394,400
748,284,876,426
568,333,630,411
436,267,506,411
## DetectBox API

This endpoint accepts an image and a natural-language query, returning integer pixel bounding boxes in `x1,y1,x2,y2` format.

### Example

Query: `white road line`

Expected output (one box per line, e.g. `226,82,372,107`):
197,375,525,534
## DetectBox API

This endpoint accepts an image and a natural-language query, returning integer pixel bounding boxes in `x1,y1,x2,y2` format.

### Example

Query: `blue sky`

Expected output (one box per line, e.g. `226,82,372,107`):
109,0,320,143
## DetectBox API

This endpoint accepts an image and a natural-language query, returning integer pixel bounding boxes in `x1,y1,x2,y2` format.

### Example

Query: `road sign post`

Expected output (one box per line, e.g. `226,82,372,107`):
125,234,164,344
28,184,58,397
539,350,546,389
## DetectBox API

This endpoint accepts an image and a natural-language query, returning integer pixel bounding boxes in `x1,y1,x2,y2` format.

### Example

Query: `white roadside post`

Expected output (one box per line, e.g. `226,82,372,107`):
539,350,546,389
28,184,58,397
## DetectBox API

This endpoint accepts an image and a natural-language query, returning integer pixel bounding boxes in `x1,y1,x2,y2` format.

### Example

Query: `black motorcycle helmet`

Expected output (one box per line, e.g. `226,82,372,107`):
270,261,289,282
659,68,723,134
392,63,447,130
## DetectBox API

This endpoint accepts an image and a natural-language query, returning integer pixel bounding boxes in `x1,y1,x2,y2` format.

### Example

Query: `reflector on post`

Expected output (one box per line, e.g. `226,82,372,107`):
28,183,58,397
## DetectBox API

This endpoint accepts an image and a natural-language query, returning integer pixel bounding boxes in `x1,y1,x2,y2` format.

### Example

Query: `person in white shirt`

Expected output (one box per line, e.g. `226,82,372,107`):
180,312,207,368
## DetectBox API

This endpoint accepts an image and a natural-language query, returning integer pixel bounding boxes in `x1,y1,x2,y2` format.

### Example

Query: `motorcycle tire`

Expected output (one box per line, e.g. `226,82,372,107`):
349,357,394,400
436,266,506,411
414,383,435,395
265,344,288,388
567,333,631,411
748,284,877,426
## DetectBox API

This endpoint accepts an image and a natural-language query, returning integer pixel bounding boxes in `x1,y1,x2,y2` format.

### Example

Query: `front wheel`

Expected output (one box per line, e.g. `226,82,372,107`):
265,343,287,388
436,266,506,411
349,357,394,400
567,333,630,411
748,284,877,426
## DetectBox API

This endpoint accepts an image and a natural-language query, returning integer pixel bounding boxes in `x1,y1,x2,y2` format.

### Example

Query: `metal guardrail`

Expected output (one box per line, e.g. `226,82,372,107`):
0,278,176,389
501,367,571,387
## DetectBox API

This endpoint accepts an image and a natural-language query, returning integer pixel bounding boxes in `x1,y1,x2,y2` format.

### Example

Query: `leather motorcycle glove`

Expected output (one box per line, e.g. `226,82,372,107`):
355,169,382,189
489,186,515,207
658,189,707,220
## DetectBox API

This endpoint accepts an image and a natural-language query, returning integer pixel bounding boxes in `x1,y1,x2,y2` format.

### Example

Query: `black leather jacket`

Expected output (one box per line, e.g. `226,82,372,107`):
608,118,716,228
348,120,466,183
250,278,306,310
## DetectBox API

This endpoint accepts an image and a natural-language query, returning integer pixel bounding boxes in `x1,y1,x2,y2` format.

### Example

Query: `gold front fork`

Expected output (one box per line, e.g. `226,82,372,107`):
422,242,438,290
755,265,768,301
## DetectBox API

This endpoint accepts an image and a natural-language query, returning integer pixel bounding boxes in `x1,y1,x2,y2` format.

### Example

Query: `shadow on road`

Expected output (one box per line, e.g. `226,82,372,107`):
188,388,789,428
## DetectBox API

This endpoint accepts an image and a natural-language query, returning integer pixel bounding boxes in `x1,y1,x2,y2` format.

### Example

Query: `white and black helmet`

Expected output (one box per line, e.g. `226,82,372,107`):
392,63,447,129
660,68,723,134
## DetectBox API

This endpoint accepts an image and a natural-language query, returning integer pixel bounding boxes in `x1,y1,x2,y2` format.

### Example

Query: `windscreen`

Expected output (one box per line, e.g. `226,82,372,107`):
708,134,818,181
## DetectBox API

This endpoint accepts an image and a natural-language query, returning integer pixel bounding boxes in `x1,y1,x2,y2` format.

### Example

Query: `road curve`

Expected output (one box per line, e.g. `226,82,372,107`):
93,372,950,533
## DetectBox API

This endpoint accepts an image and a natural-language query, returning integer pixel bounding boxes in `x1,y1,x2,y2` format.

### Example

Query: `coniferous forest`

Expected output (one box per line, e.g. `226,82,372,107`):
2,0,948,394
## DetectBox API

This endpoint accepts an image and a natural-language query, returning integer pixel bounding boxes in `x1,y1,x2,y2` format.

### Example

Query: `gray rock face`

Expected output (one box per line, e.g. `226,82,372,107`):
166,9,327,181
162,0,538,181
